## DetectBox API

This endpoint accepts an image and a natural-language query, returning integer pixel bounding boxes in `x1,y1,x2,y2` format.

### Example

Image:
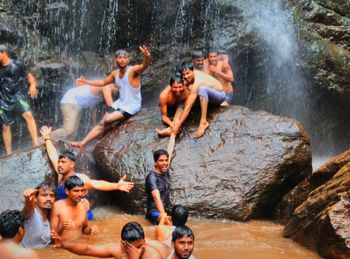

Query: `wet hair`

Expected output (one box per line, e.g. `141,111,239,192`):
180,62,194,72
0,44,8,53
169,75,184,86
114,49,129,57
35,181,55,197
172,225,195,242
121,221,145,242
191,50,204,59
0,210,25,238
59,150,76,162
65,175,84,190
153,149,169,162
171,205,189,227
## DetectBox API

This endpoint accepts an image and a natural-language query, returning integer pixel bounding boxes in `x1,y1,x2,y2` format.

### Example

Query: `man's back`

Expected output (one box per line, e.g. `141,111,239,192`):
194,70,223,91
0,241,39,259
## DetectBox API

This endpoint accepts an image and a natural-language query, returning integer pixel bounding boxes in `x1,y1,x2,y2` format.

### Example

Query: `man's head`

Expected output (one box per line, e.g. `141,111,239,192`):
121,221,145,249
64,175,85,203
114,49,129,69
180,62,195,85
191,50,204,70
0,210,25,242
58,151,76,176
172,226,195,259
208,49,219,66
0,44,9,62
35,182,55,211
171,205,188,227
170,75,185,97
153,149,169,174
218,49,229,63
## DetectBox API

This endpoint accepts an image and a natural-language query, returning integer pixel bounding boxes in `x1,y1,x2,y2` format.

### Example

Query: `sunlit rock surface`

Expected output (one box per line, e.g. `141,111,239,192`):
278,150,350,258
94,106,312,220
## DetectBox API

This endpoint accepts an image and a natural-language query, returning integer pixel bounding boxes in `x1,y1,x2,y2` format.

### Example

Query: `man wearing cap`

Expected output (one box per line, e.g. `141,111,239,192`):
39,125,134,220
71,46,151,150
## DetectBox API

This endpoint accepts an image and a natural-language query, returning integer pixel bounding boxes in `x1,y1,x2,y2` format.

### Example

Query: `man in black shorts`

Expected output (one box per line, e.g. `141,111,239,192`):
145,149,171,225
0,45,39,155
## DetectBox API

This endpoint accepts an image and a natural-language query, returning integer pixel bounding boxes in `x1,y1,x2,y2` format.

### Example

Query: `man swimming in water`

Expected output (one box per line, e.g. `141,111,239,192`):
51,221,169,259
0,44,39,155
50,175,98,241
71,46,151,150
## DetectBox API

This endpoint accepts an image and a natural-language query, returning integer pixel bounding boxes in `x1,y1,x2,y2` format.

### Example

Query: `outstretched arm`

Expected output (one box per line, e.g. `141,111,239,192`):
27,73,37,99
131,45,151,77
52,230,118,257
151,189,166,215
76,173,134,192
22,188,36,219
40,126,59,175
76,71,116,87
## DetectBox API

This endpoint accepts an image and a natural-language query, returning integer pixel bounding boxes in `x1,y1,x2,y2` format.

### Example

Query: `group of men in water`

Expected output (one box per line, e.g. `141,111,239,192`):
0,43,234,258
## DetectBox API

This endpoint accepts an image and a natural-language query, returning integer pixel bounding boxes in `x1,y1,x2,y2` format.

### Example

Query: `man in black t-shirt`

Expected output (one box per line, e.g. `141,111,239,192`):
0,45,39,155
145,149,171,225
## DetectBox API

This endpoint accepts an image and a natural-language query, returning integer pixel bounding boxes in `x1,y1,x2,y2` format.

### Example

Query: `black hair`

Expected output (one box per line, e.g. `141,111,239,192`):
0,210,25,238
217,49,227,55
0,44,8,53
169,75,184,86
35,181,55,197
208,48,218,55
114,49,129,57
153,149,169,162
58,150,76,162
121,221,145,242
191,50,204,59
172,225,195,242
180,62,194,72
65,175,84,190
171,205,188,227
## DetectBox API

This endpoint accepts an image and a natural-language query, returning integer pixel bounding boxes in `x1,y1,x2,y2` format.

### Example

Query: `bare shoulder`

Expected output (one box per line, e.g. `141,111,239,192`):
0,243,39,259
159,86,171,100
75,173,90,181
143,244,163,259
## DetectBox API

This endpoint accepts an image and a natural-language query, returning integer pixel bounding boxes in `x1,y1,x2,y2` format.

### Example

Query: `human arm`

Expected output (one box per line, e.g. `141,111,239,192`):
82,215,98,236
50,203,63,235
52,229,118,257
151,189,166,215
156,213,172,242
159,91,173,128
209,62,234,82
76,71,116,87
27,72,37,98
131,45,151,77
22,188,36,219
76,173,134,192
40,126,59,175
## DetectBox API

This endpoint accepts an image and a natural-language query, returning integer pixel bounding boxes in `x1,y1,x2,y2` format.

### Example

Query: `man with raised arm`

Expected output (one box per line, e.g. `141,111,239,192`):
0,44,39,155
0,210,39,259
50,175,98,241
20,182,55,248
40,125,134,219
52,221,169,259
71,46,151,150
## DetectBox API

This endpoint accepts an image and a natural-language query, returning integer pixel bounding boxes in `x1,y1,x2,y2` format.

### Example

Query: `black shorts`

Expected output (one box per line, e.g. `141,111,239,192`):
0,96,32,125
106,106,133,119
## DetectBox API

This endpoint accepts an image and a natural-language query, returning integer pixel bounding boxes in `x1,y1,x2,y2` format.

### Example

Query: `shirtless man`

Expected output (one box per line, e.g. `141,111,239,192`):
178,62,225,138
71,46,151,150
52,221,169,259
206,49,234,105
0,45,39,155
40,125,134,220
0,210,39,259
168,226,196,259
50,175,98,241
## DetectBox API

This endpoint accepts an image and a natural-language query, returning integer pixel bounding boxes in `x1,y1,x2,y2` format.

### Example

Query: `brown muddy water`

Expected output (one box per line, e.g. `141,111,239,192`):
35,207,320,259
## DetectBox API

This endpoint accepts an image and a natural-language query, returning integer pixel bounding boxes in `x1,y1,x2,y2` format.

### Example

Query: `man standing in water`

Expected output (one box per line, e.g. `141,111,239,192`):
145,149,171,225
0,210,39,259
71,46,151,150
40,125,134,219
0,45,39,155
20,182,55,248
50,175,98,241
168,226,196,259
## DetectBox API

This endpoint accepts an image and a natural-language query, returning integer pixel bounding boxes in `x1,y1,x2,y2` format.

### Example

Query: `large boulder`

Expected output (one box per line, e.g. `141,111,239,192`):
279,150,350,258
93,106,312,220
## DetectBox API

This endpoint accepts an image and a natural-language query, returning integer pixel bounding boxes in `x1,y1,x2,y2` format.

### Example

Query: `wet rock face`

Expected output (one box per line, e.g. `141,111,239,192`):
94,106,312,220
279,149,350,258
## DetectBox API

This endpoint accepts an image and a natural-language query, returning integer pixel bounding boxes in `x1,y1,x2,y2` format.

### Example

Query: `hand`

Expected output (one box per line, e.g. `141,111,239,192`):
76,76,86,86
90,225,98,236
172,124,180,136
209,65,218,74
117,175,135,192
23,188,37,203
28,84,37,99
51,229,64,248
40,125,52,140
63,219,76,230
123,241,144,259
139,45,151,58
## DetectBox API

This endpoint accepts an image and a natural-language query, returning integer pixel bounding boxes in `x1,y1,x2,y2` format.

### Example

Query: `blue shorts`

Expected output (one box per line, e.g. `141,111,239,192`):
198,87,226,105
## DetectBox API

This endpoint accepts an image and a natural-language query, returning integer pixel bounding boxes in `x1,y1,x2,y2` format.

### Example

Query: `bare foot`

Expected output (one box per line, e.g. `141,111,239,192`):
195,122,210,139
155,127,171,137
220,101,229,107
71,141,84,151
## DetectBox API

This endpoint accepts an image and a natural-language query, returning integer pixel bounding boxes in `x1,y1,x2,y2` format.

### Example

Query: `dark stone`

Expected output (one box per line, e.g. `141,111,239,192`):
94,106,312,220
